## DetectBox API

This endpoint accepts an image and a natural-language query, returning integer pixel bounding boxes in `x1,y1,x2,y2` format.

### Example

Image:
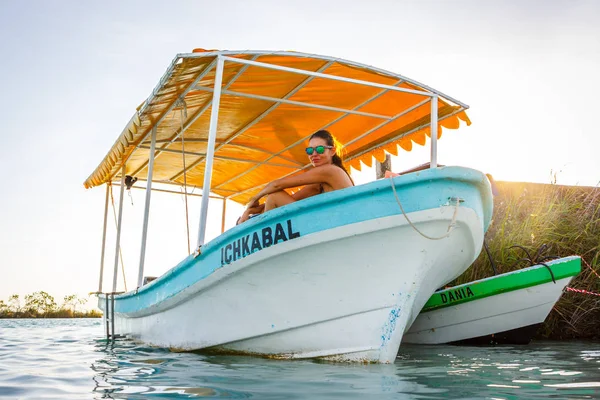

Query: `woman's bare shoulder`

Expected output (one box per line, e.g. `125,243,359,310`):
313,164,342,173
316,164,353,188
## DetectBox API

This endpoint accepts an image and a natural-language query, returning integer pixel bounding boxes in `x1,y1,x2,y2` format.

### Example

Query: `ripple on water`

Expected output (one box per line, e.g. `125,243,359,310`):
1,319,599,399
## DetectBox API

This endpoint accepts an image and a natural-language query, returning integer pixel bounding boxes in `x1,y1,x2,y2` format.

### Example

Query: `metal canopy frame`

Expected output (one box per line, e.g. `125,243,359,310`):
96,50,469,292
165,50,468,108
105,50,466,185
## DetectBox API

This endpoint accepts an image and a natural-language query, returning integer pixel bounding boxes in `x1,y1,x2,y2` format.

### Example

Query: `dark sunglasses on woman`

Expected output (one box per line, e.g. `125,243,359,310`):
305,145,333,155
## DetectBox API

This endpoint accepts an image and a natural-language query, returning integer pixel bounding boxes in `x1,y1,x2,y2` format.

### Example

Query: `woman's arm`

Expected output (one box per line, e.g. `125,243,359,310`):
246,165,335,206
291,184,322,201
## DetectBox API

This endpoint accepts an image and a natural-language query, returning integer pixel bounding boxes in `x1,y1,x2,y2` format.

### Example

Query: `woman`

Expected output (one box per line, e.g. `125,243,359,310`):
238,130,354,223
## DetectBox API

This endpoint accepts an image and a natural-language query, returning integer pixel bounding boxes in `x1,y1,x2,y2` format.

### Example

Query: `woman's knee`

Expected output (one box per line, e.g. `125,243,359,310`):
265,191,283,209
264,194,275,209
265,190,293,211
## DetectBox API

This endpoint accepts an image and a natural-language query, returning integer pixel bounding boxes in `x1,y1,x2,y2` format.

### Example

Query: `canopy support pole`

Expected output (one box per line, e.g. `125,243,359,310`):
376,154,392,179
97,183,110,292
430,95,438,168
112,166,126,292
137,126,157,288
221,198,227,234
196,56,225,249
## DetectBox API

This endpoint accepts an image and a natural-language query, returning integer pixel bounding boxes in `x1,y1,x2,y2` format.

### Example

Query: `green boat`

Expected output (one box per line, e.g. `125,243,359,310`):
404,256,581,345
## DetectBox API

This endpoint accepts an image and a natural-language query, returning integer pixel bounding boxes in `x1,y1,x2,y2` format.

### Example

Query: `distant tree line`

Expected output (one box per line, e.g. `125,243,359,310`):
0,292,102,318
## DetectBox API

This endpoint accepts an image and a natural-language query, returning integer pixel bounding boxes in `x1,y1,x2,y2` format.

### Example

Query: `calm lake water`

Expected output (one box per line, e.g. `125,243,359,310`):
0,319,598,399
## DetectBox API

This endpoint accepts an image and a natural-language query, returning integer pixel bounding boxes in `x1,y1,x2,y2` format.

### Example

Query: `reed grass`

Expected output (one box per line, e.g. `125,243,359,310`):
454,181,600,339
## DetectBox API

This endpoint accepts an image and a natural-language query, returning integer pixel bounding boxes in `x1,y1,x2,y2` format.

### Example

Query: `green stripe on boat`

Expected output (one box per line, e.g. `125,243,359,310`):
421,256,581,312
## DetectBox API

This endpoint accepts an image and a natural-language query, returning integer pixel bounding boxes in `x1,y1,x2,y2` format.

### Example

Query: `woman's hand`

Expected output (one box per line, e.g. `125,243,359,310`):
238,200,265,224
246,197,260,210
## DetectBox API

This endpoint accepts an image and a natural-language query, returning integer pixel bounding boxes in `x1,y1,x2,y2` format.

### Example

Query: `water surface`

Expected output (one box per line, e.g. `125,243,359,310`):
0,319,598,399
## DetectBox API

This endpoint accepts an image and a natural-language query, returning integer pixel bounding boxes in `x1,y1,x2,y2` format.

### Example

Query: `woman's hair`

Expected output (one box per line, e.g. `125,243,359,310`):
309,130,354,184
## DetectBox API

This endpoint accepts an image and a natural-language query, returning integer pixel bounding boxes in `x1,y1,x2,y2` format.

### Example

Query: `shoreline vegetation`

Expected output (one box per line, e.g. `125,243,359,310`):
0,292,101,318
2,181,598,340
455,180,600,340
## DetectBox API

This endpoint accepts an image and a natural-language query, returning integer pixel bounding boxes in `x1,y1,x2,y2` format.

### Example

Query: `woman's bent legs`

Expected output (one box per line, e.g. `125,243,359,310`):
264,190,296,211
238,191,295,224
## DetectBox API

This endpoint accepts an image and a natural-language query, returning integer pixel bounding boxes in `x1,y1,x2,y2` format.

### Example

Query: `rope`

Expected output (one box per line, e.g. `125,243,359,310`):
505,244,562,283
566,287,600,297
109,184,128,292
582,258,600,280
179,100,191,255
483,240,499,275
389,177,460,240
564,258,600,297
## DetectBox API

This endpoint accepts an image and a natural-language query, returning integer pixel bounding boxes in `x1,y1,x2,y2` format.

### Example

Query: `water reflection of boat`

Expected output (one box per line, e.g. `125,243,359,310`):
87,49,493,363
404,256,581,345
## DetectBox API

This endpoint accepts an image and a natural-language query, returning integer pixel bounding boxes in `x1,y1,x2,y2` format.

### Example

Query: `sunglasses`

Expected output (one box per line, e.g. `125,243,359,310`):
305,145,333,155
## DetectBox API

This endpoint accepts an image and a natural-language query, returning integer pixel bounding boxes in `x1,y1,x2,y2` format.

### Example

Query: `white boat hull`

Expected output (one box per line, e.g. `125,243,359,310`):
403,276,574,345
106,206,483,363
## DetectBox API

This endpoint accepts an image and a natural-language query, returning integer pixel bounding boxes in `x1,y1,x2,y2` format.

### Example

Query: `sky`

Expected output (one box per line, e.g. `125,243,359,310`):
0,0,598,306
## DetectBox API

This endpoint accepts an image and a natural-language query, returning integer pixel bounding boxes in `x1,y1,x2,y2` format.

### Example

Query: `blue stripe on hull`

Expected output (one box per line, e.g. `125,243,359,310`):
105,166,493,314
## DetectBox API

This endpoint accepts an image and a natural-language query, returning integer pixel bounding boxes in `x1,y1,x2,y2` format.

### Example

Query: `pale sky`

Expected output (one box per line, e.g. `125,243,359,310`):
0,0,598,305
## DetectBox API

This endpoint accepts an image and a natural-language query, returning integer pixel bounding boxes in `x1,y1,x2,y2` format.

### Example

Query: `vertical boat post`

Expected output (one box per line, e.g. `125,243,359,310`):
197,56,225,248
112,166,127,292
221,198,227,234
376,154,392,179
97,183,110,292
430,95,438,168
137,126,158,288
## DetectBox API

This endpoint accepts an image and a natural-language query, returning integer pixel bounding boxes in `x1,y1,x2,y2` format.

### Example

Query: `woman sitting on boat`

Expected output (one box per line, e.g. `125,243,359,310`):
238,130,354,223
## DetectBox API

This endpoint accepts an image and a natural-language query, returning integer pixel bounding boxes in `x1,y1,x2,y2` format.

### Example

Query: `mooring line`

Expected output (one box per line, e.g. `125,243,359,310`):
389,177,460,240
566,287,600,297
581,258,600,280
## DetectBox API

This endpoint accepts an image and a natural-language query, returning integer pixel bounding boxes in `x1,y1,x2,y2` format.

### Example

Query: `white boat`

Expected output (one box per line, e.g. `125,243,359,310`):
87,49,493,363
404,256,581,345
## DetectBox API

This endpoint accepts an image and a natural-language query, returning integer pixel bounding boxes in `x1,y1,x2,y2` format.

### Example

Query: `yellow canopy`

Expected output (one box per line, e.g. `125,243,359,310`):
84,50,470,204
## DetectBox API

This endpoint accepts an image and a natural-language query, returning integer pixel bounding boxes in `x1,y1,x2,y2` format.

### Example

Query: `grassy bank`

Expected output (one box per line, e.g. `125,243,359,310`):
455,181,600,340
0,292,101,318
